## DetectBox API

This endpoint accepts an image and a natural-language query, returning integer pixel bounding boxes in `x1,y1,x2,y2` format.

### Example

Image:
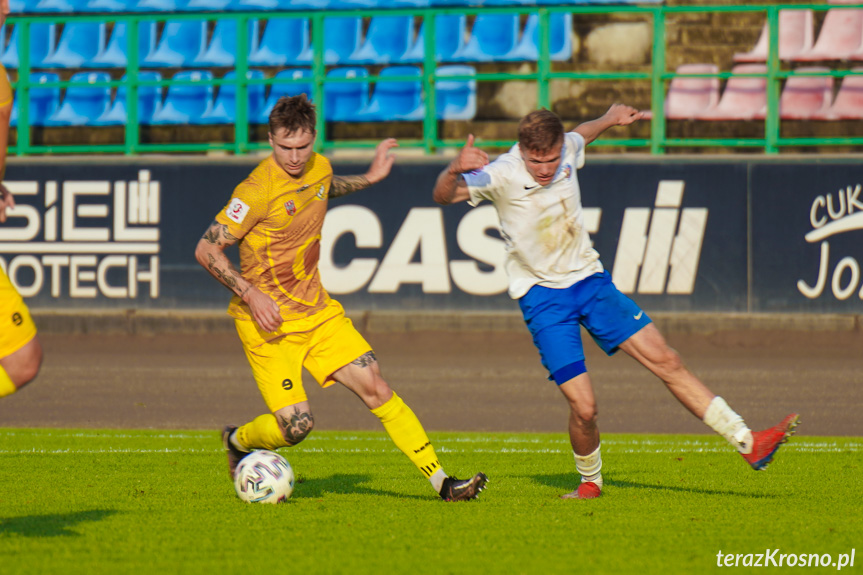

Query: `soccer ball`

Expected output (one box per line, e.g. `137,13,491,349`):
233,450,295,504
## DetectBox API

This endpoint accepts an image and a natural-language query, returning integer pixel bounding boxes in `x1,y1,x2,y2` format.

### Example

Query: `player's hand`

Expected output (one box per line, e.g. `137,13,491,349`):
365,138,398,184
449,134,489,175
0,184,15,224
245,287,283,332
605,104,644,126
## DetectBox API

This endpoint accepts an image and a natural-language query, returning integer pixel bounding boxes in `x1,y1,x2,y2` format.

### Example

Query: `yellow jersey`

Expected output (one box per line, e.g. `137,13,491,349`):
216,153,334,324
0,64,11,108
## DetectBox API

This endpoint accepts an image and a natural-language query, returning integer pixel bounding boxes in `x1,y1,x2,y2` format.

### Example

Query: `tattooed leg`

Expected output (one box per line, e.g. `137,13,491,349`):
276,405,315,445
351,351,377,369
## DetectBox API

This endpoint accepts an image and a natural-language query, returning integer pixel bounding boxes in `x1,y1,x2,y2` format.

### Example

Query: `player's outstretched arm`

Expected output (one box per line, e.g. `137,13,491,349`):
330,138,398,198
433,134,489,205
573,103,644,146
194,220,283,332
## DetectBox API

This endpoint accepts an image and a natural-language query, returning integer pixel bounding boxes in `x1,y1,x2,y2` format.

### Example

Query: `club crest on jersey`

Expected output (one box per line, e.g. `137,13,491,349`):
226,198,250,224
284,199,297,216
561,164,573,181
316,184,326,199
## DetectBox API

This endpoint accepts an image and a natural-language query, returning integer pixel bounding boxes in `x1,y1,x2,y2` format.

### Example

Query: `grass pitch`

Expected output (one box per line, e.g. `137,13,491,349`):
0,429,860,575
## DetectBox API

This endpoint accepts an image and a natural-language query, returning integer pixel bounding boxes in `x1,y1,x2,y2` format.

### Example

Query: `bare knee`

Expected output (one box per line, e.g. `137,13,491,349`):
275,406,315,445
570,400,598,428
4,338,43,388
652,347,685,381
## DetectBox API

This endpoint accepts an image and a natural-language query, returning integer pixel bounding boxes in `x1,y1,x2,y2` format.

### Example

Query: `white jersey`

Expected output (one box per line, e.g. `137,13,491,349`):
464,131,603,299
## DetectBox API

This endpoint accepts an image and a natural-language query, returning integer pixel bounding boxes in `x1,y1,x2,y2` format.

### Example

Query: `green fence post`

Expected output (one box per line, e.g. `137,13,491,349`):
125,16,140,155
650,7,666,155
538,8,551,109
422,10,436,154
765,6,780,154
17,21,31,156
234,15,250,155
311,14,325,153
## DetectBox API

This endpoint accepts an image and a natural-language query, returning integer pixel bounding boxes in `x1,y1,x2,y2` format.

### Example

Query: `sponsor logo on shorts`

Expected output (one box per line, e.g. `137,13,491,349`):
11,312,22,326
281,379,293,391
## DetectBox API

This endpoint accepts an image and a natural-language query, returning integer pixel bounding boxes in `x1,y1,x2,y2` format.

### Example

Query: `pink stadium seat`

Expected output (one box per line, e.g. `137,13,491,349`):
755,67,833,120
697,64,767,120
664,63,720,119
812,68,863,119
734,10,814,62
794,7,863,61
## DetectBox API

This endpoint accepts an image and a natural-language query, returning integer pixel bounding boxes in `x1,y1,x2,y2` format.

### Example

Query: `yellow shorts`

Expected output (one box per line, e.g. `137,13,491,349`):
0,267,38,358
235,300,372,413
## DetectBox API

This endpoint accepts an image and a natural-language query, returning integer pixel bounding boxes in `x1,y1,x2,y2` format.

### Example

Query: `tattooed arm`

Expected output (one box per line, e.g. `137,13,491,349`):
329,137,399,198
194,220,283,332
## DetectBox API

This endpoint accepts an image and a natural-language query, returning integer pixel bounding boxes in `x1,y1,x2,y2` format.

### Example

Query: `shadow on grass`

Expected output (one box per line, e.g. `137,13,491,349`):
294,473,428,501
532,474,778,499
0,509,119,537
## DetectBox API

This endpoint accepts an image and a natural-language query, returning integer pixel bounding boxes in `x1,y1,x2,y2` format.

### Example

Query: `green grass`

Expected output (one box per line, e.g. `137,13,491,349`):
0,429,860,575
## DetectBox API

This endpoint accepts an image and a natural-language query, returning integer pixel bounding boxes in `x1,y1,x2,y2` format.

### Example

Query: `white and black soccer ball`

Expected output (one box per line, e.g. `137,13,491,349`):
233,450,295,504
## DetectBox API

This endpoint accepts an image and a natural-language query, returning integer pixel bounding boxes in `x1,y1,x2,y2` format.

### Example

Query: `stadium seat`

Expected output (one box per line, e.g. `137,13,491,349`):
201,70,266,124
664,63,720,120
142,20,207,68
697,64,767,120
32,0,90,12
41,22,105,68
84,0,131,11
453,13,520,62
324,17,363,65
324,67,368,121
256,68,313,124
185,0,231,9
89,22,157,68
755,67,833,120
403,14,468,63
134,0,191,11
794,7,863,61
349,16,414,65
510,12,573,61
812,68,863,119
44,71,112,126
2,23,57,69
193,19,256,68
356,65,423,121
435,65,476,120
248,18,313,67
734,10,814,62
11,72,60,127
92,71,163,126
150,70,214,125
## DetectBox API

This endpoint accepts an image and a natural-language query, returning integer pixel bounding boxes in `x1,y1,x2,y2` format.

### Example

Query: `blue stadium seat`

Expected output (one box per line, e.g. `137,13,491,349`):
255,68,313,124
40,22,105,68
435,65,476,120
193,19,256,68
324,17,362,65
201,70,265,124
185,0,230,10
11,72,60,127
134,0,191,10
511,13,573,61
92,71,163,126
2,23,57,69
454,13,520,62
357,65,423,121
44,71,112,126
150,70,214,125
349,16,414,64
83,0,131,11
32,0,91,12
142,20,207,68
89,22,157,68
248,18,312,67
324,67,368,121
403,14,467,63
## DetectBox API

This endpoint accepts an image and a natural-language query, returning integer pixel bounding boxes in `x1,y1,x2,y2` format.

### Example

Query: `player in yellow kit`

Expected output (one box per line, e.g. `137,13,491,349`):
195,94,487,501
0,0,44,400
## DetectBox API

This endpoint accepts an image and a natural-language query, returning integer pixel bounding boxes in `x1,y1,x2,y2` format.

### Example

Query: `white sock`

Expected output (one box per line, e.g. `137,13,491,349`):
574,445,603,490
429,468,447,493
229,430,250,453
703,396,753,454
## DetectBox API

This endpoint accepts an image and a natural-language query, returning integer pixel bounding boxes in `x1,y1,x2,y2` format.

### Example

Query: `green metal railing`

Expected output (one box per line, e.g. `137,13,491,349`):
7,4,863,156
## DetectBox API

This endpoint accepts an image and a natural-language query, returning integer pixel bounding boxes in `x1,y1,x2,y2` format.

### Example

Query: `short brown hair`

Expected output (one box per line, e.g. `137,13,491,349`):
518,109,564,154
269,94,316,137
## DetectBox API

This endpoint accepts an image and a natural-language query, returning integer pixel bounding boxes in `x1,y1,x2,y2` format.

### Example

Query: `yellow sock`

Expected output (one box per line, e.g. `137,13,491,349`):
0,367,17,398
237,414,289,451
372,392,442,479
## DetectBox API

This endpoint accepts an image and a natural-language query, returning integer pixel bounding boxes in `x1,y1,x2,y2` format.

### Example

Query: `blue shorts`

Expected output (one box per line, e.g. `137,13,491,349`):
518,271,652,385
